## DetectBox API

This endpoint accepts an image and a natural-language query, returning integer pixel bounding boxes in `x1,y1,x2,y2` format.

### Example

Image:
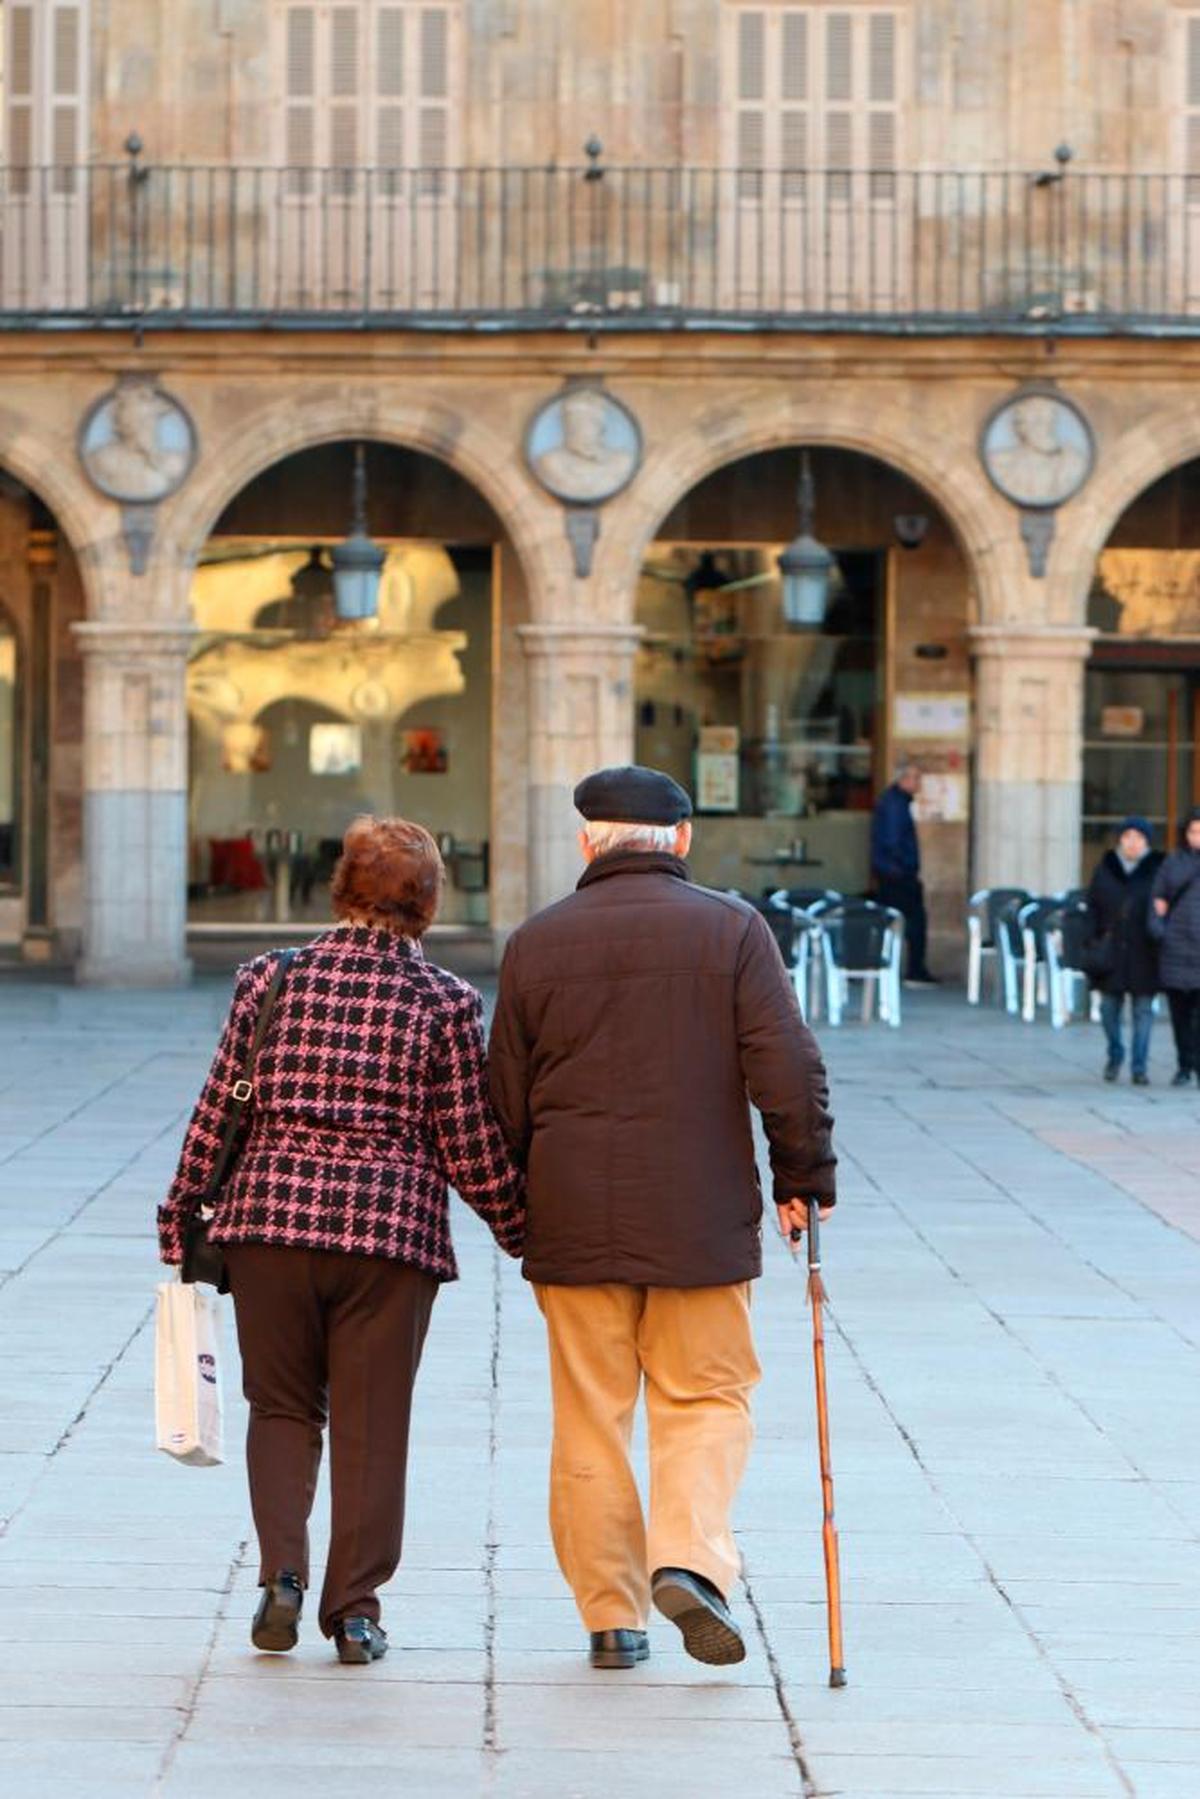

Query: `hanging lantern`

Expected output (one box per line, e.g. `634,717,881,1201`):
778,450,835,630
331,443,385,622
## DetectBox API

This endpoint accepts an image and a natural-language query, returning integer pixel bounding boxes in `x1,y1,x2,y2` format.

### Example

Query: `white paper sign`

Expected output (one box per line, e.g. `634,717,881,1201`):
894,692,971,739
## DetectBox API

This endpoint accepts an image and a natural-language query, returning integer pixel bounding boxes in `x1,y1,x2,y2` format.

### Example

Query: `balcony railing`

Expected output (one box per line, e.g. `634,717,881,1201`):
4,158,1200,330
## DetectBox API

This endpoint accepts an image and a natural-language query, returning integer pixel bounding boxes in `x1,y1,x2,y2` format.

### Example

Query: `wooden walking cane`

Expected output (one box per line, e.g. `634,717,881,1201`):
792,1199,847,1688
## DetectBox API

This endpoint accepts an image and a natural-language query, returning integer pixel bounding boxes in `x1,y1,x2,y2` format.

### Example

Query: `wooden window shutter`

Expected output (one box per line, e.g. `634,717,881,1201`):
867,12,897,198
1185,15,1200,201
1188,16,1200,107
51,6,83,193
417,7,453,191
733,8,766,198
825,13,854,198
780,12,809,198
7,6,36,177
376,5,405,176
285,4,317,190
329,5,360,182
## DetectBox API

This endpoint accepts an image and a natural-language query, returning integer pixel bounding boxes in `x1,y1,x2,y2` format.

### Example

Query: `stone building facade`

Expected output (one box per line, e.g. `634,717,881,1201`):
2,2,1200,983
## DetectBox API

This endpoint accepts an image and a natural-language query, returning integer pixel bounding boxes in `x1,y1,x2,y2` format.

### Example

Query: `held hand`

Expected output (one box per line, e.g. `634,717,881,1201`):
1153,898,1169,917
776,1198,835,1243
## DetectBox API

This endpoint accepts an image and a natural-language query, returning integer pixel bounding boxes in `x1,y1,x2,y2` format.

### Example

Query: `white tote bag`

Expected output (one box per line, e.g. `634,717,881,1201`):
155,1278,225,1467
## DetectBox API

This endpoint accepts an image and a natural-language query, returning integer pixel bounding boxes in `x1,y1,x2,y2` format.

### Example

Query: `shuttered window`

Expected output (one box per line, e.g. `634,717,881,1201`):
1180,13,1200,203
4,3,87,194
279,2,459,193
725,5,901,200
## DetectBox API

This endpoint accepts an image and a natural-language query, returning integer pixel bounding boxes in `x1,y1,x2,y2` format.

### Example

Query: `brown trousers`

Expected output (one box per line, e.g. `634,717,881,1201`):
225,1243,437,1637
533,1281,761,1632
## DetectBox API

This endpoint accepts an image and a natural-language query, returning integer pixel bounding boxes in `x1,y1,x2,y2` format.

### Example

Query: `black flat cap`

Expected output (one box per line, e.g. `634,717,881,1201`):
574,764,693,825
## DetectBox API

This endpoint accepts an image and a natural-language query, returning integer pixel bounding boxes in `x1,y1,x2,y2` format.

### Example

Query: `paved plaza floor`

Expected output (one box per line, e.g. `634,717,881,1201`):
1,975,1199,1798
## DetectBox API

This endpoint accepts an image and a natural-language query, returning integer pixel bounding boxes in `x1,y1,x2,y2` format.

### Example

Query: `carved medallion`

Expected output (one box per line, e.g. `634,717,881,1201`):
78,377,197,504
526,384,642,506
980,389,1093,510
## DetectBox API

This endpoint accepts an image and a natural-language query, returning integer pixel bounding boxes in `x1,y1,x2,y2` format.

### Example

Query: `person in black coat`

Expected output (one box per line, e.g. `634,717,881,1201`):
1150,806,1200,1085
1086,817,1163,1085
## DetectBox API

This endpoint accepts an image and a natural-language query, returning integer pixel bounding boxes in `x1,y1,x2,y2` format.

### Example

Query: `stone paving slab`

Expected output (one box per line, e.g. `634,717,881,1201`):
1,980,1199,1797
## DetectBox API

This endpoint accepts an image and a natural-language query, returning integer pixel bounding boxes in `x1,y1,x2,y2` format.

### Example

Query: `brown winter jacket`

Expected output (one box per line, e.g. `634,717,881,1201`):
487,850,837,1288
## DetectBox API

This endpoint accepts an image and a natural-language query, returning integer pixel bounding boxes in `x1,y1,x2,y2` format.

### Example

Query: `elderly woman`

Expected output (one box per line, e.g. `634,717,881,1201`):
158,817,524,1664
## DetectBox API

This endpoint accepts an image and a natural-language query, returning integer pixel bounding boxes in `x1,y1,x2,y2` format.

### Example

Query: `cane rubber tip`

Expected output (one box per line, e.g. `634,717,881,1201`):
829,1667,847,1688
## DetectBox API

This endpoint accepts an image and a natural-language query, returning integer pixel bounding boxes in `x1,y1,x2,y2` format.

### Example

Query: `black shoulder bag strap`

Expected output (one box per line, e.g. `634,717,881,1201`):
201,947,298,1208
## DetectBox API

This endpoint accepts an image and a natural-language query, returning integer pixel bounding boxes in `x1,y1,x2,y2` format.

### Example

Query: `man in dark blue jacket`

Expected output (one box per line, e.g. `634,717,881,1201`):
871,760,936,984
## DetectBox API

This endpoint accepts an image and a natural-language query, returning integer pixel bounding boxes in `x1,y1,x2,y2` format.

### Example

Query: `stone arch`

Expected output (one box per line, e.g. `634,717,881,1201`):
593,386,1022,627
0,421,106,609
157,387,558,619
1049,402,1200,622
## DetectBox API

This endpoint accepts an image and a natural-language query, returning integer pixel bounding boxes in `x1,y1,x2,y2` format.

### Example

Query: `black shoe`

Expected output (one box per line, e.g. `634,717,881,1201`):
333,1616,388,1664
903,972,939,989
651,1567,746,1666
1103,1060,1120,1083
1132,1072,1149,1087
251,1571,304,1652
1172,1069,1192,1088
589,1629,650,1670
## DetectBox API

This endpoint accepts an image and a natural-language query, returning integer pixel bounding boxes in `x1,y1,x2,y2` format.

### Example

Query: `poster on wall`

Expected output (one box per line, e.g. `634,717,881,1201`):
894,692,971,739
309,723,362,776
913,773,967,824
401,728,449,774
696,725,740,812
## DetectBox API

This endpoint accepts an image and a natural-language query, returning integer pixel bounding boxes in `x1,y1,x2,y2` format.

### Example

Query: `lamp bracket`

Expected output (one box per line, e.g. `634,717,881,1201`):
121,502,155,576
1019,508,1055,579
564,507,600,578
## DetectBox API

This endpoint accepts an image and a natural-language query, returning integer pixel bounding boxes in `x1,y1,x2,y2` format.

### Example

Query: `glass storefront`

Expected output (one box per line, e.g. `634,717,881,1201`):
186,541,492,929
1086,549,1200,873
0,609,16,887
635,543,884,896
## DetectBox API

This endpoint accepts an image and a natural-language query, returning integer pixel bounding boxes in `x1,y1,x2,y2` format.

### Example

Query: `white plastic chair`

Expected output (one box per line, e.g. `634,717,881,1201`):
819,902,905,1028
966,887,1030,1004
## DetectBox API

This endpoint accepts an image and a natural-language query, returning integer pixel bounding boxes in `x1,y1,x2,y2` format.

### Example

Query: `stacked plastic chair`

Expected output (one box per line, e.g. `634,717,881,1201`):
966,887,1031,1004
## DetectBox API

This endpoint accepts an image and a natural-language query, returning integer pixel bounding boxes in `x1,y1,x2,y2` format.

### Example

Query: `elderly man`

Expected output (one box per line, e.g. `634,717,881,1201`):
871,758,937,985
488,764,836,1671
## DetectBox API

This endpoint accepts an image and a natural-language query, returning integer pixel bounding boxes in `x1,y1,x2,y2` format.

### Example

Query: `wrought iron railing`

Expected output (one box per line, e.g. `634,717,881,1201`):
4,153,1200,329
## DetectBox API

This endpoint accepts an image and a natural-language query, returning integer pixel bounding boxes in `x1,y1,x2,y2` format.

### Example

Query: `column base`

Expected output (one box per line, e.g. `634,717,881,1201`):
76,953,193,989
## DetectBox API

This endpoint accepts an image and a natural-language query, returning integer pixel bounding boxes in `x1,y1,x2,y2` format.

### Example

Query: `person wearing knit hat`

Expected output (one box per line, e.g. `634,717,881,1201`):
488,764,836,1671
1151,806,1200,1084
1085,817,1163,1085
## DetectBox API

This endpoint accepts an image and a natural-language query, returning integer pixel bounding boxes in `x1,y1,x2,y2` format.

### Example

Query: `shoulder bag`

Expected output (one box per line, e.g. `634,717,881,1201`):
181,949,297,1293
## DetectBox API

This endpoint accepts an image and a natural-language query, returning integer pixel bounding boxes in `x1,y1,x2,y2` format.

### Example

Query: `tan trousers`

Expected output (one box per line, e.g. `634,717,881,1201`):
533,1281,762,1631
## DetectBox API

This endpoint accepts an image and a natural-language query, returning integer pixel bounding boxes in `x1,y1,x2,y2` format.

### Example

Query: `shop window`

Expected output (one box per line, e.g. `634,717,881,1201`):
635,545,882,895
186,538,491,929
0,605,17,886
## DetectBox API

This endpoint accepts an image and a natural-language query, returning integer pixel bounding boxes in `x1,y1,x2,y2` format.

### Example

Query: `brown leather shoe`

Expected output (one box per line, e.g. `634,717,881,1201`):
251,1571,303,1652
333,1616,388,1664
589,1629,650,1669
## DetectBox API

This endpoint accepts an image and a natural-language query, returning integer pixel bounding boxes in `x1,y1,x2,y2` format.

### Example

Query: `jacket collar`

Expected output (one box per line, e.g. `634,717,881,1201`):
577,850,692,890
325,923,424,959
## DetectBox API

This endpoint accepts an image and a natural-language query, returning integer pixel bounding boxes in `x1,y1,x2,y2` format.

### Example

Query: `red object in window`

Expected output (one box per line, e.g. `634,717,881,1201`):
209,837,267,891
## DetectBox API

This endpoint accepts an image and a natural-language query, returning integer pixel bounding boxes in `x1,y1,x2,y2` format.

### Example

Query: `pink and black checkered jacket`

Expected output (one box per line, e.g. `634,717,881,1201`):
158,926,525,1280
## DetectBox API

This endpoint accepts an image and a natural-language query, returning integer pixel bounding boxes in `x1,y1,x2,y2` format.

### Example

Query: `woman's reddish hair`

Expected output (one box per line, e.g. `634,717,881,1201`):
330,815,445,937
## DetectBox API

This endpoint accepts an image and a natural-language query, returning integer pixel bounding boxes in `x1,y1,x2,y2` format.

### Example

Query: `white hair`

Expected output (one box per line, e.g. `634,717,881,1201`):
583,820,683,855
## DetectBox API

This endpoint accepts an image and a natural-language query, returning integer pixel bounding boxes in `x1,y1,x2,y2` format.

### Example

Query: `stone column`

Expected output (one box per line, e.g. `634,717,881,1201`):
518,622,643,913
969,625,1096,895
74,622,193,987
